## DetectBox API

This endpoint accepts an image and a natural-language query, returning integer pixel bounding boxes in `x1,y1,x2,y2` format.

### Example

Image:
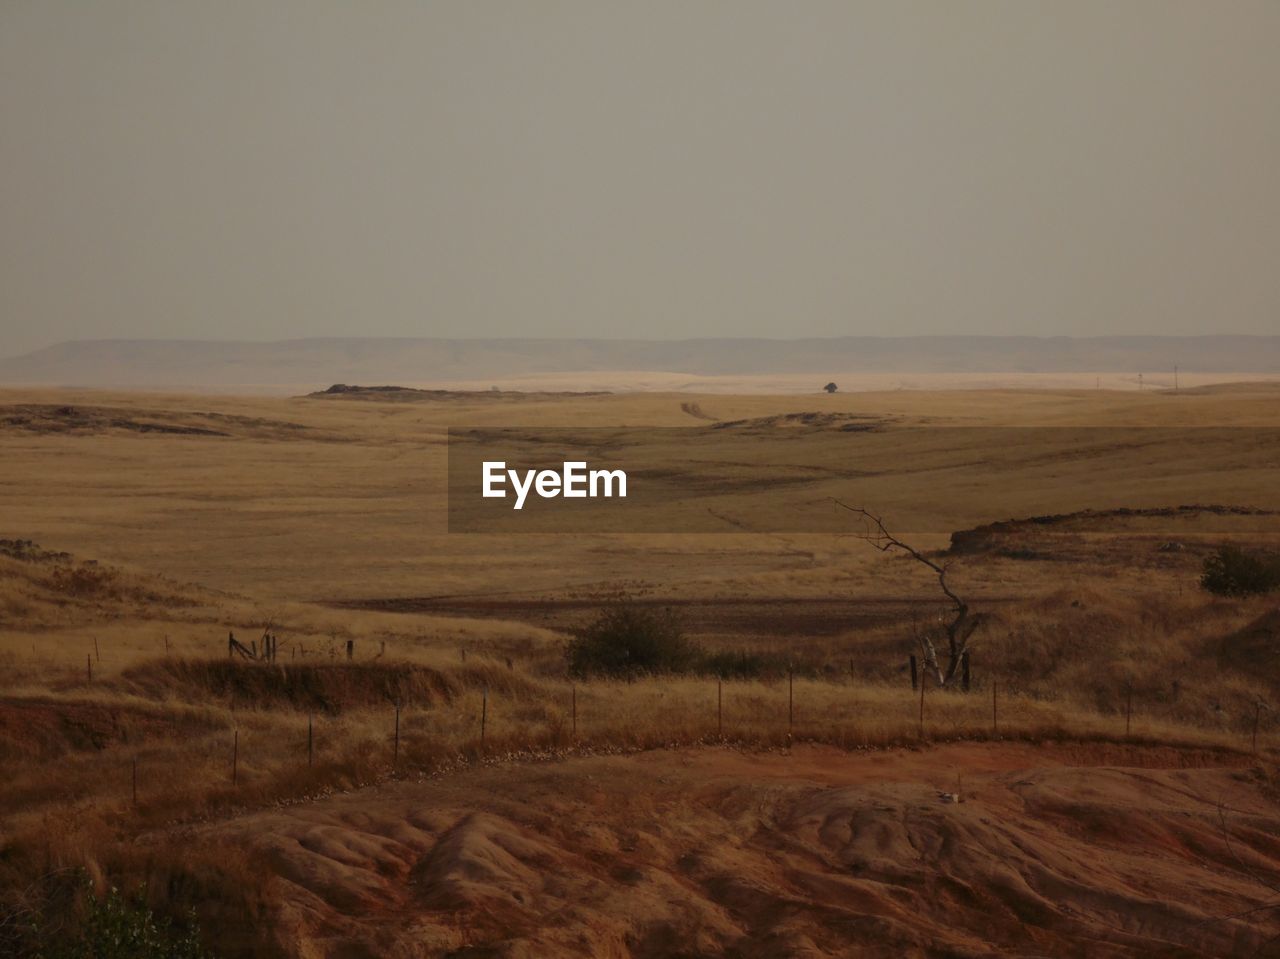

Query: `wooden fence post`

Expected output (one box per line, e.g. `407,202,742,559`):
1125,681,1133,737
909,655,918,691
86,653,92,682
918,673,927,739
717,675,723,738
788,669,794,740
94,636,100,663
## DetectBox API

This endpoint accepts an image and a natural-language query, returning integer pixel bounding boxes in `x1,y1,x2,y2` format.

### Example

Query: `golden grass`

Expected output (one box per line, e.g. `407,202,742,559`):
2,383,1280,953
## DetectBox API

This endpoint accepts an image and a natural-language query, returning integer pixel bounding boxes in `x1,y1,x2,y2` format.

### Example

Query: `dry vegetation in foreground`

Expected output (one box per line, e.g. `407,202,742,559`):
3,536,1280,955
1,385,1280,955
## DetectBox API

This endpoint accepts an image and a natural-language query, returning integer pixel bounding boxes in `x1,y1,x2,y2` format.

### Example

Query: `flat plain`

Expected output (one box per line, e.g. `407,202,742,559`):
2,381,1280,957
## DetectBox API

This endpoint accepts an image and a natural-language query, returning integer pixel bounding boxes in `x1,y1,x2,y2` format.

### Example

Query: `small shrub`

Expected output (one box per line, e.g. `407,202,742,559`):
1201,545,1280,597
46,564,120,599
566,604,702,678
30,877,211,959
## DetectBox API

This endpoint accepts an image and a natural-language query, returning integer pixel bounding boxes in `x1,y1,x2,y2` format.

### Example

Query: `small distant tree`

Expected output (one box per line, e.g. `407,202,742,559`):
566,602,701,678
823,382,838,394
1201,545,1280,597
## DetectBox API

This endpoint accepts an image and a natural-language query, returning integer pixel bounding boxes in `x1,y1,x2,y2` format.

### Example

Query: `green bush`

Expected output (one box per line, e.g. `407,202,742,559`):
1201,545,1280,597
33,879,210,959
566,604,702,678
566,603,804,680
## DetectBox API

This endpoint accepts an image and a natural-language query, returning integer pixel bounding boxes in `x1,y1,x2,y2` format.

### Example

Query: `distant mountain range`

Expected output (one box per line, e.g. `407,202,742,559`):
0,336,1276,389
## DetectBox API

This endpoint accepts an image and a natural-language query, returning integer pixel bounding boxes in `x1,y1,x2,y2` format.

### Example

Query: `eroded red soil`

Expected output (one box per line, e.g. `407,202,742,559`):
200,742,1280,957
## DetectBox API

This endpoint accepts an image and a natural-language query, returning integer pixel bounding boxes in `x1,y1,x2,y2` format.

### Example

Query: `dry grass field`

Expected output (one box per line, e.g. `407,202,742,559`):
2,382,1280,957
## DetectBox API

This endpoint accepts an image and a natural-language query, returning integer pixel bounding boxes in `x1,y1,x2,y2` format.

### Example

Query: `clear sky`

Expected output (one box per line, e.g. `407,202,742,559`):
2,1,1277,356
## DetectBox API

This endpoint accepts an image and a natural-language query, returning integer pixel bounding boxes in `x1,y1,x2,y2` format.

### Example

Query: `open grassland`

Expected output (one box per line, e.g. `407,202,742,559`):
2,382,1280,956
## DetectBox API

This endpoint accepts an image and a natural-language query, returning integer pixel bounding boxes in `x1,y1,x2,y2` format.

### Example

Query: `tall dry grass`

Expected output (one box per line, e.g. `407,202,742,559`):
2,586,1278,958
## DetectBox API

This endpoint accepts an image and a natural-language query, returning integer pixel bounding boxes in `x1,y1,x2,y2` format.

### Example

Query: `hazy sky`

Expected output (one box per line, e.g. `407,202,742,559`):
2,2,1277,357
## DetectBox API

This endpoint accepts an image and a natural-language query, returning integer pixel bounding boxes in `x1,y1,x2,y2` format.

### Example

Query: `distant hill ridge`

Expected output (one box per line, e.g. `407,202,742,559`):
0,336,1276,388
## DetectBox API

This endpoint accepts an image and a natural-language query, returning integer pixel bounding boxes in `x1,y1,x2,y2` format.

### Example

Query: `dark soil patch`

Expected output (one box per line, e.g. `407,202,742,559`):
0,698,219,761
326,595,1019,639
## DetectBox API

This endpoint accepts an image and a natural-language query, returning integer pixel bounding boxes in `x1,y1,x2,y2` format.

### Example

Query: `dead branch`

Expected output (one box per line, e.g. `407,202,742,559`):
834,501,983,687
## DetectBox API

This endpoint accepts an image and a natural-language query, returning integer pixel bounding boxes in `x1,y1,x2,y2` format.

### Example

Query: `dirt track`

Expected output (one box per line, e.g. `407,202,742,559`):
202,742,1280,958
327,596,1023,639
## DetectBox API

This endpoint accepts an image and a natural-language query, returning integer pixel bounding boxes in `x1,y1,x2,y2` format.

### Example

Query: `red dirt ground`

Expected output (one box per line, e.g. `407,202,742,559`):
198,741,1280,957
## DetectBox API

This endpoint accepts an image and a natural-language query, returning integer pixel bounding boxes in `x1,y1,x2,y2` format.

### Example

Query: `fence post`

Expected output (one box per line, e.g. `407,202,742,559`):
788,669,794,740
346,640,353,660
86,653,92,682
232,730,239,785
1125,681,1133,737
94,636,100,663
918,673,927,739
481,687,488,744
909,655,918,691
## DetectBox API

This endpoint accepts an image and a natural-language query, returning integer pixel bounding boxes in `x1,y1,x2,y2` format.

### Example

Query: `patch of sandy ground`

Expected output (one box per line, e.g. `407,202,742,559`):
200,742,1280,957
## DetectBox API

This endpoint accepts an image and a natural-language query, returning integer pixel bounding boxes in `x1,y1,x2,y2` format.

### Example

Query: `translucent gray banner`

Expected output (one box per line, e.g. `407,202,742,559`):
447,426,1280,534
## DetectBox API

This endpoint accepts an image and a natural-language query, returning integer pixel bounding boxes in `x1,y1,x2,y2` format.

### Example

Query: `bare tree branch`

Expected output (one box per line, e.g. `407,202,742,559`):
833,501,983,687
